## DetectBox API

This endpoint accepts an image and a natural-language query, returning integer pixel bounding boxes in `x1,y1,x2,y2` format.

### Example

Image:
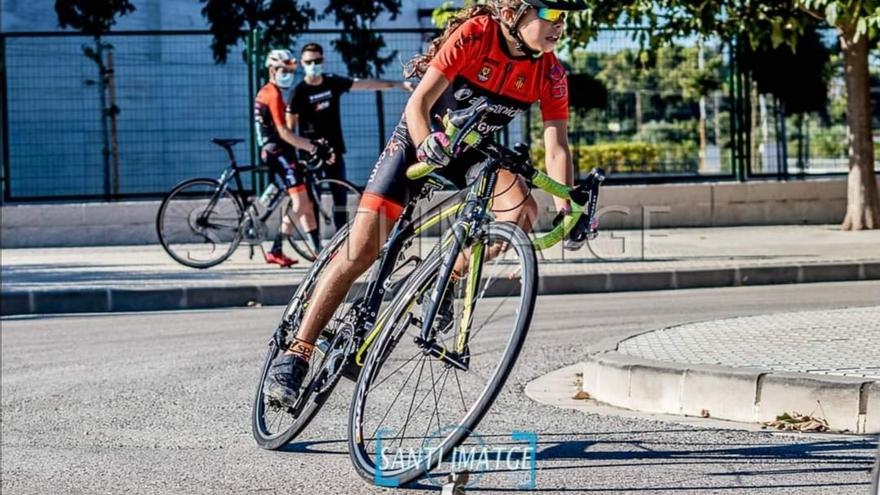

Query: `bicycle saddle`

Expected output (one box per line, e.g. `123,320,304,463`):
211,138,245,148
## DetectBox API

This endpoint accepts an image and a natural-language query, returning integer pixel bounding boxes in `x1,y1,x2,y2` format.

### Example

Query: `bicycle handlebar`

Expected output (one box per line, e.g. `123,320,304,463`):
404,98,605,251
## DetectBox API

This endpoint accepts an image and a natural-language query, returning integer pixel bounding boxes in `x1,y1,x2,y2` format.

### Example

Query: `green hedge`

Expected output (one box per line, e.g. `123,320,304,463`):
532,141,699,174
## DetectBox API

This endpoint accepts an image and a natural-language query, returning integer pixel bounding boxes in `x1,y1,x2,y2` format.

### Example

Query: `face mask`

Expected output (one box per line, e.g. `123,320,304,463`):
303,63,323,78
275,71,294,88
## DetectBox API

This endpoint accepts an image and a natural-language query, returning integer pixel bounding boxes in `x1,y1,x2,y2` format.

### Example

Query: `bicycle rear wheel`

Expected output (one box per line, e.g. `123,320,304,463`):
348,221,537,486
252,225,352,450
286,178,361,262
156,178,243,269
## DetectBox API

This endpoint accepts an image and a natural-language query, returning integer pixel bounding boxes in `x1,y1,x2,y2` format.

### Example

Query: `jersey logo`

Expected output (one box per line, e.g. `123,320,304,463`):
551,85,567,99
308,90,333,103
477,64,493,82
454,87,473,101
515,75,527,90
315,101,330,111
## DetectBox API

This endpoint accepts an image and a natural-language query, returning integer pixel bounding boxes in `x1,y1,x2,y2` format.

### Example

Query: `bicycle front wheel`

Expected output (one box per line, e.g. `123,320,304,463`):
348,221,538,486
156,178,243,269
286,178,361,262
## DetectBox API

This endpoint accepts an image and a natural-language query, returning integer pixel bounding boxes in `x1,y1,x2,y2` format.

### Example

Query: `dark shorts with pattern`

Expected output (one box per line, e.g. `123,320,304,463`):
261,142,306,191
362,120,482,220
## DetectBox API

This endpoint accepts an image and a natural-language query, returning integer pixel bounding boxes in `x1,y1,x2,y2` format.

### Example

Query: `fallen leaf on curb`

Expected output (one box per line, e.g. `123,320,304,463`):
572,390,591,400
763,412,829,432
247,301,263,308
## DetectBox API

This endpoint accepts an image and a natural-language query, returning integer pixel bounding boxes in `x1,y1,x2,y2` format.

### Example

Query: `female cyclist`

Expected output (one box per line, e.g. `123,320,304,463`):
264,0,588,406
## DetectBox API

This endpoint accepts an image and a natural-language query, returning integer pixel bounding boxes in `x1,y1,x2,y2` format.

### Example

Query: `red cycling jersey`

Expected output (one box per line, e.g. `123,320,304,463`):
361,15,571,219
429,15,569,127
254,83,287,147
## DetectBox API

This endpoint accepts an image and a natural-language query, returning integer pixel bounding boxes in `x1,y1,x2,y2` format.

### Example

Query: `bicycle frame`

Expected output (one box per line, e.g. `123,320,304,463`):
209,151,331,236
348,150,602,368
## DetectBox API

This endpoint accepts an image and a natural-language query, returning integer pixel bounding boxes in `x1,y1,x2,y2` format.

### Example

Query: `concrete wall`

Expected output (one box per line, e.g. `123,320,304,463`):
0,178,856,248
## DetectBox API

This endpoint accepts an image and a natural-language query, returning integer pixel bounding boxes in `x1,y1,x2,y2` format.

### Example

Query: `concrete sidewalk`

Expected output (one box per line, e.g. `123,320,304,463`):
2,224,879,316
580,305,880,434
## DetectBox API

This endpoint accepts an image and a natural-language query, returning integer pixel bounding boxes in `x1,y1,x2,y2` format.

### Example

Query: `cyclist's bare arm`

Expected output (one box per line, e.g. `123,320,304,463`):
403,68,450,146
285,111,298,132
543,119,573,212
351,79,414,92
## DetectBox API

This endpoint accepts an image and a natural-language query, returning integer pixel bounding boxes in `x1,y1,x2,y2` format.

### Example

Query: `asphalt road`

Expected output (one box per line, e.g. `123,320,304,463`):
3,281,879,494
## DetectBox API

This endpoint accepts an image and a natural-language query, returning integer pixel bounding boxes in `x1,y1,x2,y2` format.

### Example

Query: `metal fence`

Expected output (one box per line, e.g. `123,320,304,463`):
0,27,874,202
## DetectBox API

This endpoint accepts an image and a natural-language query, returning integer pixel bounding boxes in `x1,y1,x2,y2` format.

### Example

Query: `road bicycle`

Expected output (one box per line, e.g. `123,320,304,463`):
251,98,604,486
156,138,361,268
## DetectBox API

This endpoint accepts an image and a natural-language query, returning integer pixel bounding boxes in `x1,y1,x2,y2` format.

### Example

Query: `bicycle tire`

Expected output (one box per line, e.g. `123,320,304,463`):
286,178,361,262
347,221,538,486
156,178,244,269
252,224,352,450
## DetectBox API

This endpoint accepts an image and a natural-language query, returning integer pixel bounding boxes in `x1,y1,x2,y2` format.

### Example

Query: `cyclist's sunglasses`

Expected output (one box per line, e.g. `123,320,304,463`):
301,58,324,65
535,8,566,23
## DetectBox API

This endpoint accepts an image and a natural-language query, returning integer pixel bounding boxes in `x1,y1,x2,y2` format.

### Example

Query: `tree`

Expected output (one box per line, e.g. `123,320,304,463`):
55,0,135,198
200,0,316,63
55,0,135,37
570,0,879,230
798,0,880,229
323,0,402,78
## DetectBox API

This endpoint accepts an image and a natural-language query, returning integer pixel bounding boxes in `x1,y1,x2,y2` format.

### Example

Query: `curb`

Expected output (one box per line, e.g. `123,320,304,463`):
0,284,300,316
3,261,879,317
582,353,880,435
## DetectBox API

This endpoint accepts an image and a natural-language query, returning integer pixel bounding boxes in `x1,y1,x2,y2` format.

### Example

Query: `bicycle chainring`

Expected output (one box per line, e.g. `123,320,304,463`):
314,324,357,395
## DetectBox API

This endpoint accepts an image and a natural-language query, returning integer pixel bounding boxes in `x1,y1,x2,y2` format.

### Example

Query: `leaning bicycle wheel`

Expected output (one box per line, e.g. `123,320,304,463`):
286,178,361,262
348,221,537,485
252,224,353,450
156,178,243,269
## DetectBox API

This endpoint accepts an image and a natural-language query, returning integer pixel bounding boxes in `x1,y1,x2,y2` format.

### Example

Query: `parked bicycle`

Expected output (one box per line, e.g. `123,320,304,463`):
156,138,361,268
251,99,604,486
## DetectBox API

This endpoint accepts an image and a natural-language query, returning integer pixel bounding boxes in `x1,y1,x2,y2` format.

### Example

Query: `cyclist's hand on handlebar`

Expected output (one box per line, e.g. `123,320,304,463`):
416,132,452,169
309,138,335,165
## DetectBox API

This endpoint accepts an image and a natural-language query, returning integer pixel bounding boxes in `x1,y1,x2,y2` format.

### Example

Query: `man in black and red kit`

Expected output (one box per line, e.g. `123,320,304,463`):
285,42,413,232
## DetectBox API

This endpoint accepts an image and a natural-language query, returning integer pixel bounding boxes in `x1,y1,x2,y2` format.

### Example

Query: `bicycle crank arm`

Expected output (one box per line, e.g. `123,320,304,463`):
414,337,470,371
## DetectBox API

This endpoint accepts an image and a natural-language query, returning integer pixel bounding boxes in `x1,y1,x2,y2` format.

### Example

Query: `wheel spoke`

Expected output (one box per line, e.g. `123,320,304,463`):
350,224,536,485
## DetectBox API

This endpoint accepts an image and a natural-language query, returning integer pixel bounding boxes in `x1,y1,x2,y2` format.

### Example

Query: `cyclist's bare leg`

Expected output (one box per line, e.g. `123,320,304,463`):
287,210,394,351
453,169,537,273
287,187,317,232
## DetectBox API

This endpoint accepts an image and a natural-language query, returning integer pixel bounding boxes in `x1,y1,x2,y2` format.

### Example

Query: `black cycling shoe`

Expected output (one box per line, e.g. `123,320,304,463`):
264,353,310,408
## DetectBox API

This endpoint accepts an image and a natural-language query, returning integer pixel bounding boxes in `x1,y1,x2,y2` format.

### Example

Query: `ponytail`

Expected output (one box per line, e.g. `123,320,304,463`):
406,1,520,79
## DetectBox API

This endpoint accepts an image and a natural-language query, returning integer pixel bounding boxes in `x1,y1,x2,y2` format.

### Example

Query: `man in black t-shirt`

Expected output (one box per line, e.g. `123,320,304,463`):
286,42,413,231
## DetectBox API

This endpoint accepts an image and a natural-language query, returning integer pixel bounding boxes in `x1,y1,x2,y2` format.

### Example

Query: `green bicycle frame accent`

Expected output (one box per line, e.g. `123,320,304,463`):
457,240,484,353
354,226,461,366
353,169,586,365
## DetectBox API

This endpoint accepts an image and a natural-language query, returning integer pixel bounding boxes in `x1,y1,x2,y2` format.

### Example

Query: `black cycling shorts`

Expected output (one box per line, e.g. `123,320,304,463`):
261,142,306,192
363,119,480,220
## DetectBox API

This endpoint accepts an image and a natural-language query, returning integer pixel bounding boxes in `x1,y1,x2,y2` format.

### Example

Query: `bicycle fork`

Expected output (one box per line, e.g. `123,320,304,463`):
414,179,494,371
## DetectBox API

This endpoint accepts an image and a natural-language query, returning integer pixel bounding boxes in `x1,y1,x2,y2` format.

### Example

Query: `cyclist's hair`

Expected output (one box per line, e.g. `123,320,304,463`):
405,0,521,79
403,0,522,79
301,43,323,55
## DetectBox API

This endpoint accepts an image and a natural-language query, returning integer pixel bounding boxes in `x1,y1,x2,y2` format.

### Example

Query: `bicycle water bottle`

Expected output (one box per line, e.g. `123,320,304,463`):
259,183,279,206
